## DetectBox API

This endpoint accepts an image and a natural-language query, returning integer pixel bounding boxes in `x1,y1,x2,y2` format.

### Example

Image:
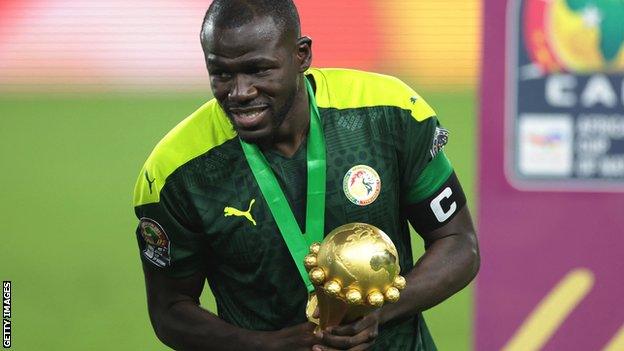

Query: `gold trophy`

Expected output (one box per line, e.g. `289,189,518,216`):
304,223,406,329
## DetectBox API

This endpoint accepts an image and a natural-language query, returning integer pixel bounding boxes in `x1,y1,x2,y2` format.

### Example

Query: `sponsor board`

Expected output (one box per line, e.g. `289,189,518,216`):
478,1,624,350
507,0,624,191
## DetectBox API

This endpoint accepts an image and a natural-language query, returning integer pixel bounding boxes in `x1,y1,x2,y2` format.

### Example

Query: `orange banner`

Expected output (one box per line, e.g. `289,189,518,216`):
0,0,480,91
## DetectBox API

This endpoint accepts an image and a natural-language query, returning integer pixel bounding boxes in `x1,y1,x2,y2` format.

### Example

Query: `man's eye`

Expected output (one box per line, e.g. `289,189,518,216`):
252,68,271,75
212,71,232,79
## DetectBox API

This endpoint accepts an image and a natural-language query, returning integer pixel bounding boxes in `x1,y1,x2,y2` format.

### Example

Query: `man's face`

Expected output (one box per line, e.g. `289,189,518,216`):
202,16,306,142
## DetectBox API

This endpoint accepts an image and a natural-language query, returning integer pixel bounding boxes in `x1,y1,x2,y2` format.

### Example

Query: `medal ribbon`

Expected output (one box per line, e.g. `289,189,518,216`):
240,78,325,293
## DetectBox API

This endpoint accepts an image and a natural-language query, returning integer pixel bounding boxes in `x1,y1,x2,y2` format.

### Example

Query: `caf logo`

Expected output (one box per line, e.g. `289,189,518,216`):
139,218,171,267
523,0,624,73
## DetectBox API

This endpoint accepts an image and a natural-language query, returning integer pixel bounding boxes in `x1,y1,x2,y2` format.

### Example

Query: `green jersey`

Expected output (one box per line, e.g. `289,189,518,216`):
134,68,458,350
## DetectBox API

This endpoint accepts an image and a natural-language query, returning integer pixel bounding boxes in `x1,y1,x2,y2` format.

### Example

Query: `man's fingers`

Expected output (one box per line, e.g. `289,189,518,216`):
320,327,377,350
313,341,375,351
328,315,377,336
348,342,375,351
314,312,379,350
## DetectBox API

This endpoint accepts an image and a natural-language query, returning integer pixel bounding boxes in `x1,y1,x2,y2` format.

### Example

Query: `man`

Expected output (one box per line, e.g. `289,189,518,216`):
133,0,479,350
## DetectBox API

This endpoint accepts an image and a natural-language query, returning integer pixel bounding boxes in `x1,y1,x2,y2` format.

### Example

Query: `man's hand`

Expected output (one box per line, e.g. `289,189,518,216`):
144,262,327,351
312,310,381,351
258,322,323,351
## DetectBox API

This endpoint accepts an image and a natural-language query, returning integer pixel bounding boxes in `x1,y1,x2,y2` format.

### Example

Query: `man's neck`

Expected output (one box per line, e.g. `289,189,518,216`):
261,83,310,158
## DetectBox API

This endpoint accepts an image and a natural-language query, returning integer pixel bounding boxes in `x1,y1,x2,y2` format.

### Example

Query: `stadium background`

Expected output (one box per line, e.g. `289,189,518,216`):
0,0,480,350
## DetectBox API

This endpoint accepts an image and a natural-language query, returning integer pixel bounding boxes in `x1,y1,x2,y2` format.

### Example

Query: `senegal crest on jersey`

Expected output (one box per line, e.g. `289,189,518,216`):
139,218,171,268
343,165,381,206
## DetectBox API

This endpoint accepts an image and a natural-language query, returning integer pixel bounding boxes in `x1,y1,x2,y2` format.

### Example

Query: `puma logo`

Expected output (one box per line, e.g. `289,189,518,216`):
224,199,257,226
145,171,156,194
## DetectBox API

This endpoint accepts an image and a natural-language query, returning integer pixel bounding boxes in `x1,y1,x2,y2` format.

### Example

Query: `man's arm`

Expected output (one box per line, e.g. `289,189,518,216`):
142,263,323,351
379,205,479,323
317,206,479,350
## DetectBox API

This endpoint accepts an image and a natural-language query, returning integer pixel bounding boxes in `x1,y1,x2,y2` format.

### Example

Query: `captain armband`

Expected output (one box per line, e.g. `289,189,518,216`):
405,172,467,233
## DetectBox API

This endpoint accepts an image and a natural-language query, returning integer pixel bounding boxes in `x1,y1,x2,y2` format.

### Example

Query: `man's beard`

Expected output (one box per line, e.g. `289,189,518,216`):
270,86,298,136
231,86,298,144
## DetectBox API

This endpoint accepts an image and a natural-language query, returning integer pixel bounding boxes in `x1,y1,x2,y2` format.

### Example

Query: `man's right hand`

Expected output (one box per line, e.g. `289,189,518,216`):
144,263,328,351
258,322,323,351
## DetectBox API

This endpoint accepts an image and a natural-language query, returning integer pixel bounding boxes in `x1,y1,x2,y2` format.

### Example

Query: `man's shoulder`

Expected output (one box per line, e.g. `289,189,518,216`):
307,68,435,122
144,99,236,166
309,67,405,87
133,99,236,207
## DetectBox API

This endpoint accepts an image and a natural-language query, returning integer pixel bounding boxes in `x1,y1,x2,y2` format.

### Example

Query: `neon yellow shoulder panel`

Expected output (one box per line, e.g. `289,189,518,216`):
133,99,236,207
306,68,436,122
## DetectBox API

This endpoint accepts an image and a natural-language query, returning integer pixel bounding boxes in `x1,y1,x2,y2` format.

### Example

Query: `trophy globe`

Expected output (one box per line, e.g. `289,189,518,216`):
305,223,406,329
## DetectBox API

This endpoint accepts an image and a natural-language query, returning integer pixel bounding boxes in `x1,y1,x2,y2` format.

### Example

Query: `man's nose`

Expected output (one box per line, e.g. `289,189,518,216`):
228,74,257,103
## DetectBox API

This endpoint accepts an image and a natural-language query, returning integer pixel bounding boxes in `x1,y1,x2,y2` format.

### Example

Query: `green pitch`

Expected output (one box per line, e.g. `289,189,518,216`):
0,90,475,350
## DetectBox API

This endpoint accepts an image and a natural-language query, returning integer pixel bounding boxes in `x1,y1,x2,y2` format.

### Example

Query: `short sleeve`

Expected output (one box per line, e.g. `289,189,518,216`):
395,94,467,233
404,150,454,205
396,95,453,205
133,166,204,278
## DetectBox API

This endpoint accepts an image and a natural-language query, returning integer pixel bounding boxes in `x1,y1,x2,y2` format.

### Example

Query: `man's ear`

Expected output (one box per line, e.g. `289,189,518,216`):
296,36,313,72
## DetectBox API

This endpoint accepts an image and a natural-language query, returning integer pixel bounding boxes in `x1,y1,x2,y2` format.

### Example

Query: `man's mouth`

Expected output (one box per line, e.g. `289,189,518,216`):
229,106,269,129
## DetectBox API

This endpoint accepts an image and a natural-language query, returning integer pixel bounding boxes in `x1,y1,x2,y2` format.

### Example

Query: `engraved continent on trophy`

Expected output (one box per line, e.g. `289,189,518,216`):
305,223,406,329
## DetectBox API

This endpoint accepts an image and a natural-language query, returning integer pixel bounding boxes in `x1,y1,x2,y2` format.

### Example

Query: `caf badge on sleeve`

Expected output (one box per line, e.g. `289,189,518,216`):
139,218,171,268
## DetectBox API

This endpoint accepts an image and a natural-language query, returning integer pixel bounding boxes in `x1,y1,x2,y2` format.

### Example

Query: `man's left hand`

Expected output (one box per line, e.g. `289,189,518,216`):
313,310,381,351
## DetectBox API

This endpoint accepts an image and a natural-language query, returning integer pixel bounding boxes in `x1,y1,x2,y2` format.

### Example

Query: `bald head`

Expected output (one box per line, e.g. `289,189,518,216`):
200,0,301,44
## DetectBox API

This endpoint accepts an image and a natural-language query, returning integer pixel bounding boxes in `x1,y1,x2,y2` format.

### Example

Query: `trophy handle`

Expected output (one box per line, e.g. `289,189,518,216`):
306,293,320,326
